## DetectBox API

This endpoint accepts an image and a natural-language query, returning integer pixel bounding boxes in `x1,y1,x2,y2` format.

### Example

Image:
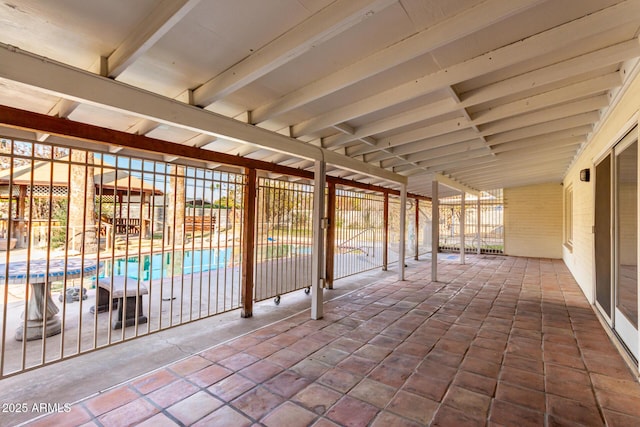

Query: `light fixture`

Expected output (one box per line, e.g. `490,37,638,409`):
580,168,590,182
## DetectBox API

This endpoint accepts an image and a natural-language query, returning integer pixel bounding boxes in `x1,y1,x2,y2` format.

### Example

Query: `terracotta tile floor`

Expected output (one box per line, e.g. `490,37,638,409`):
23,256,640,426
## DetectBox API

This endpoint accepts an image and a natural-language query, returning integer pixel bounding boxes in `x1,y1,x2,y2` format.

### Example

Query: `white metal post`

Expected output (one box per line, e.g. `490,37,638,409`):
431,180,439,282
311,160,326,320
460,191,465,265
477,196,481,255
399,184,407,280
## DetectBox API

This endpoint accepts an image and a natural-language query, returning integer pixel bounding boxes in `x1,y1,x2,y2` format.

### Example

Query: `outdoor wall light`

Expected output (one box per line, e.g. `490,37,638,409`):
580,168,590,182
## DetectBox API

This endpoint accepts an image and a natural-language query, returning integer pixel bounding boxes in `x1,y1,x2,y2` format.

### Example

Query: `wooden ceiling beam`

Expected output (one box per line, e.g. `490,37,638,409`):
0,104,317,178
347,116,468,156
327,41,639,154
457,164,570,184
471,73,621,125
434,174,480,196
251,0,544,124
495,144,578,160
420,157,570,184
324,98,460,149
107,0,201,78
0,43,406,185
486,112,598,145
327,40,638,154
126,118,162,136
192,0,397,107
402,140,488,164
400,156,498,177
182,133,218,149
487,125,593,149
479,95,609,136
473,174,566,189
452,156,575,181
451,156,573,178
392,147,493,172
364,129,479,162
460,38,640,107
290,1,640,137
0,104,428,199
491,136,585,154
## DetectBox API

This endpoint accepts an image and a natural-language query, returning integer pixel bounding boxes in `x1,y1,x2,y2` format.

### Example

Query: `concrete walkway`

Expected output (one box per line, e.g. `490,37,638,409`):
11,255,640,426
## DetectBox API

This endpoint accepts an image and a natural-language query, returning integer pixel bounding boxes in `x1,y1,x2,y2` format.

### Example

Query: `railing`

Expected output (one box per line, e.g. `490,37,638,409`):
418,202,432,256
333,189,385,280
438,189,504,254
0,137,245,378
110,218,141,235
0,135,427,378
254,177,313,302
388,195,430,264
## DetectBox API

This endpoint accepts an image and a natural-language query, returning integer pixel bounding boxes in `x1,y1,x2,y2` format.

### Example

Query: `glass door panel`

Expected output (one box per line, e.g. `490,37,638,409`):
595,155,612,319
615,138,638,358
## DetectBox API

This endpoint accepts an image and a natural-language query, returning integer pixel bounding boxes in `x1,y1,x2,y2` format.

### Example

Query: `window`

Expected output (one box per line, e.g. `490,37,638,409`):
564,184,573,250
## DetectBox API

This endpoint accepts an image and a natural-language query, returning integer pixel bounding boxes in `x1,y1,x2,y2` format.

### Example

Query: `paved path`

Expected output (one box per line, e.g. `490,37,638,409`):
19,255,640,426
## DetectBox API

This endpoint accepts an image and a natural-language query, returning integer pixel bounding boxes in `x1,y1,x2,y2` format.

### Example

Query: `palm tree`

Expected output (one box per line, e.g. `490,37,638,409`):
165,164,185,246
68,150,98,253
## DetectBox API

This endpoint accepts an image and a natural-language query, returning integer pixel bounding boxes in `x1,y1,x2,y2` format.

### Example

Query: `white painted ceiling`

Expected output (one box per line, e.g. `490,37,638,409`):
0,0,639,196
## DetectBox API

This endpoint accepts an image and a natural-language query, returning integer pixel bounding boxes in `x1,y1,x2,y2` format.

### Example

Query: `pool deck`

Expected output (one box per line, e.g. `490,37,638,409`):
3,254,640,426
0,261,386,426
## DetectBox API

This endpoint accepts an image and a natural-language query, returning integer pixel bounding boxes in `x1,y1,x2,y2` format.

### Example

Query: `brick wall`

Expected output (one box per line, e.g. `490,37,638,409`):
504,183,563,258
563,66,640,303
563,66,640,302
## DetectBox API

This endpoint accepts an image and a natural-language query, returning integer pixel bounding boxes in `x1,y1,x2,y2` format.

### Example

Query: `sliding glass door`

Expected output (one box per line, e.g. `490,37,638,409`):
595,127,638,360
614,136,637,357
595,154,611,319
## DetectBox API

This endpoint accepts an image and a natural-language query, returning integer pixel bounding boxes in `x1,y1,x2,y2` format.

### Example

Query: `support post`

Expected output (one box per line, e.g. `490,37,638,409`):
414,199,419,261
382,192,389,271
241,168,256,318
460,191,465,265
431,181,439,282
311,160,326,320
325,181,336,289
399,184,407,281
477,196,481,255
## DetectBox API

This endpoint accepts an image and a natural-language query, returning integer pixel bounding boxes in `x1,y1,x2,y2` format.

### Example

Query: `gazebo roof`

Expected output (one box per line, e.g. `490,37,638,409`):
0,156,162,195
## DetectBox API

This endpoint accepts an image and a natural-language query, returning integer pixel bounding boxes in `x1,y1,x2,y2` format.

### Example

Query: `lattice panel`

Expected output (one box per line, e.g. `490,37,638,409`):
28,185,68,197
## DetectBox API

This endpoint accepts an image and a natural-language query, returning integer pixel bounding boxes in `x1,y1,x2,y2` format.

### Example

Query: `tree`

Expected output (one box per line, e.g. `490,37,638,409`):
260,181,299,232
212,195,236,209
68,150,98,253
165,164,185,245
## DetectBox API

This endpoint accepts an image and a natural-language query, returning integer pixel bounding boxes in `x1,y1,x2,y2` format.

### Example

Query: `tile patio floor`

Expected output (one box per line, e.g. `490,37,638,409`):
20,255,640,426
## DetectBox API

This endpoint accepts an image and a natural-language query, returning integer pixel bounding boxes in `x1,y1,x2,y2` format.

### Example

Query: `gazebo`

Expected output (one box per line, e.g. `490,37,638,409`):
0,156,162,249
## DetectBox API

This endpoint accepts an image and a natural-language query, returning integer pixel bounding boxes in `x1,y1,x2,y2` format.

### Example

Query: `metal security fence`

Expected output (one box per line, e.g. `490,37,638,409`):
438,189,503,254
417,200,432,256
0,137,245,378
333,189,385,280
0,136,431,378
388,196,431,264
254,177,313,302
388,196,401,265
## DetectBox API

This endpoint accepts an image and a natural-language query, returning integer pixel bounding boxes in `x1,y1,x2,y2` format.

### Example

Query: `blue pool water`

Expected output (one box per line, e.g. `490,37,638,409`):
109,247,233,280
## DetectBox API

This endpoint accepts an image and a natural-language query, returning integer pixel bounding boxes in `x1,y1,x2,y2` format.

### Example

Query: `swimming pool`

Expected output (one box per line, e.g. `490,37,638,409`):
108,247,233,280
